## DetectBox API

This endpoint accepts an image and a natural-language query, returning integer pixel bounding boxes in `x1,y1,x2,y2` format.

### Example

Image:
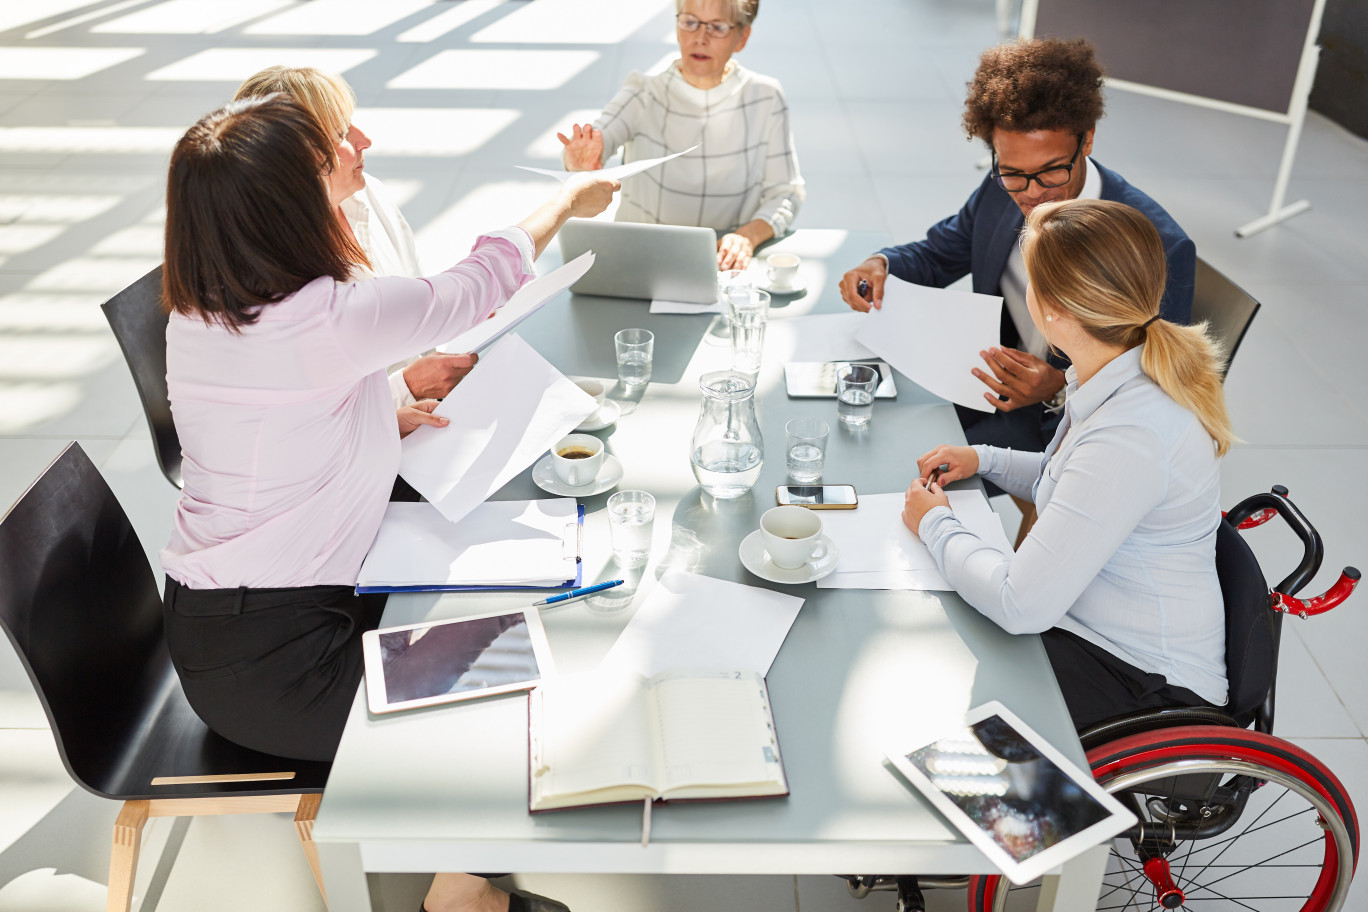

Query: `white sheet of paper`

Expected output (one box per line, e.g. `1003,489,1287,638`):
853,276,1003,412
600,570,805,678
765,312,877,363
515,145,698,183
650,297,724,315
438,251,594,354
816,490,1013,590
399,333,598,525
357,499,578,588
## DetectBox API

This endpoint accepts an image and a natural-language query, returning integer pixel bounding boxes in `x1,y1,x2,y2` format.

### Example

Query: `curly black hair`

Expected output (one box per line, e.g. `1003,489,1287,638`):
963,38,1105,145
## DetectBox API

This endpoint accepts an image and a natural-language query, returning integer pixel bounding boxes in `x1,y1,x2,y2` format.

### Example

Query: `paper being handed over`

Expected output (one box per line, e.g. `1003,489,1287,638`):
399,333,598,526
439,251,595,354
516,145,698,183
853,275,1003,412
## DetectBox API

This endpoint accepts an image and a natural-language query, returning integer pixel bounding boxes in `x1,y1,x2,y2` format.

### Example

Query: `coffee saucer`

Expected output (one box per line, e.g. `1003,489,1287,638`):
738,529,839,584
757,274,807,296
532,452,623,497
574,399,622,433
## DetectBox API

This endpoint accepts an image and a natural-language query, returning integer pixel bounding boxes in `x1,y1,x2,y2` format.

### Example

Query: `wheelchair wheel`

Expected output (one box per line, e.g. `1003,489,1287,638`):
967,726,1359,912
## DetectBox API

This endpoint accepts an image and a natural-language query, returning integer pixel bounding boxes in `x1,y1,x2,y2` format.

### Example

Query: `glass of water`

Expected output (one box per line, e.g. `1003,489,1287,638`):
727,289,769,375
785,417,829,482
607,490,655,568
837,364,878,426
615,328,653,387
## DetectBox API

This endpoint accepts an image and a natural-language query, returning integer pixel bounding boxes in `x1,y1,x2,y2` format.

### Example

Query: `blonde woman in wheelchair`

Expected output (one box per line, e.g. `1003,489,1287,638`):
902,197,1235,730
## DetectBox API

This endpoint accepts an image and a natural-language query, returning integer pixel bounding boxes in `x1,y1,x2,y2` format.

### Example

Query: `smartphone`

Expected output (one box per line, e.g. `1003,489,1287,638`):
776,484,858,509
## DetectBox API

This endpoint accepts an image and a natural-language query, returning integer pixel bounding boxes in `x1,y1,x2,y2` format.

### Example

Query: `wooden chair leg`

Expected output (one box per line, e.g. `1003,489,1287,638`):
294,793,328,904
107,800,149,912
1010,495,1037,550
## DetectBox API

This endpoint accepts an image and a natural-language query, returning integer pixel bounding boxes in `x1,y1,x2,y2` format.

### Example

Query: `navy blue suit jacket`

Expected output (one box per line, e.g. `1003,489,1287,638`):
878,161,1195,454
880,161,1194,358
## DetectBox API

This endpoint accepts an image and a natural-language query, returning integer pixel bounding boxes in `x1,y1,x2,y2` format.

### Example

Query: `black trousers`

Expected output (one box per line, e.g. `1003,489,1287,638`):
1041,628,1218,731
163,578,388,762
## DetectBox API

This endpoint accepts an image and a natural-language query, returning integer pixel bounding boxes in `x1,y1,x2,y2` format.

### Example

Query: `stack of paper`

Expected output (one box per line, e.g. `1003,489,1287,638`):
817,490,1014,591
853,276,1003,412
399,333,599,525
601,570,805,677
357,499,581,592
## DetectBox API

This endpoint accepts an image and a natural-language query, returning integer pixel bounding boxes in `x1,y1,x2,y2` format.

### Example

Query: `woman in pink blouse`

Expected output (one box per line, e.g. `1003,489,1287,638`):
158,96,615,912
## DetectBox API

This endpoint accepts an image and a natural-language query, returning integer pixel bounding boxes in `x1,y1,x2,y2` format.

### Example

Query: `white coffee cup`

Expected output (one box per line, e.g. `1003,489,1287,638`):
759,505,828,570
766,253,801,290
574,378,606,409
551,434,604,487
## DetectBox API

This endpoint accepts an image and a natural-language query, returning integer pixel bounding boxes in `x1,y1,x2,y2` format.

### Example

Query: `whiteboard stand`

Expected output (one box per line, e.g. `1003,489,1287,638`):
1019,0,1327,238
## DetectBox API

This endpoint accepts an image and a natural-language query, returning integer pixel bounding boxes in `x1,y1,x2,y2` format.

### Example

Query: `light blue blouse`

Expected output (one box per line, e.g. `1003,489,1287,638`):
919,346,1228,705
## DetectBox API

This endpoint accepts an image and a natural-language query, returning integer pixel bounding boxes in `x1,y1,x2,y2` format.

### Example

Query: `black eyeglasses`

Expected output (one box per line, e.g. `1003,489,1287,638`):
676,13,738,38
990,135,1085,193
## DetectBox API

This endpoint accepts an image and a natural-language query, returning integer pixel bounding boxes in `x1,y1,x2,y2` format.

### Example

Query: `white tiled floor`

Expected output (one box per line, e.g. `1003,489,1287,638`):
1,1,1365,910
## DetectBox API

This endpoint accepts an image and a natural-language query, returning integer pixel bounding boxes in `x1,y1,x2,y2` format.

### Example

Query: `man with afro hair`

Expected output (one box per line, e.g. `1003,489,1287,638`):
840,38,1193,529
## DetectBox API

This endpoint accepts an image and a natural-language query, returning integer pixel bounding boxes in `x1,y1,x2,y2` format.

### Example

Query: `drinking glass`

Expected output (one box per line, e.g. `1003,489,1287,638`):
615,328,654,387
607,490,655,568
785,417,829,482
727,289,770,375
837,364,878,426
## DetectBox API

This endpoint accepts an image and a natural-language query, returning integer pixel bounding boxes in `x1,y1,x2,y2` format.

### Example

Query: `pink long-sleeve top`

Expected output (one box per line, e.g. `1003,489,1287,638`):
161,229,535,591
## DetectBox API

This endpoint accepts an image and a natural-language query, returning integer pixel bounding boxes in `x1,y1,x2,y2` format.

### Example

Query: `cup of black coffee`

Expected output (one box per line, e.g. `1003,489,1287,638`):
551,434,604,486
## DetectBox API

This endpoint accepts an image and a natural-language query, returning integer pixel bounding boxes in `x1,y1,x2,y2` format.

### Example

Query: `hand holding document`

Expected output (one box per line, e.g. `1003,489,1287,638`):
399,333,598,525
516,145,698,183
601,570,805,678
853,276,1003,412
816,491,1013,591
438,251,594,354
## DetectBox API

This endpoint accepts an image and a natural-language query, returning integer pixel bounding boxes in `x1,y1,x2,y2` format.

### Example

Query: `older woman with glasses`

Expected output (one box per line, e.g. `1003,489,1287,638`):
559,0,804,270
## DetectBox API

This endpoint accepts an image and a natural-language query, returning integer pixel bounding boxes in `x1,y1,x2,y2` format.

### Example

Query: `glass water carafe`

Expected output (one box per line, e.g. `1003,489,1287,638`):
690,371,764,499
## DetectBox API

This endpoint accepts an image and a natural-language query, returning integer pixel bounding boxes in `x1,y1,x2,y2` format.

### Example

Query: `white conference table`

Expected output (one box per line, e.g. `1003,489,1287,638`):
311,229,1106,911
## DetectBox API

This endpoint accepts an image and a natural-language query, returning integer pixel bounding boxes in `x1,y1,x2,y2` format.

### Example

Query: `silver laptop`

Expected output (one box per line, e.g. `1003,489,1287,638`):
558,220,718,304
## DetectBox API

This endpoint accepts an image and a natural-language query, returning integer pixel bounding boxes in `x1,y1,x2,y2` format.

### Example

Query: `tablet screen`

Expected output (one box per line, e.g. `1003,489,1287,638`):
377,612,542,706
902,714,1112,862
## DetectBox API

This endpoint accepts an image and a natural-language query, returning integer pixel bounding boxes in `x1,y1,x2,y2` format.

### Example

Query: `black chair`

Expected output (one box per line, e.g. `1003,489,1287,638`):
100,265,182,488
0,442,331,911
1193,257,1260,379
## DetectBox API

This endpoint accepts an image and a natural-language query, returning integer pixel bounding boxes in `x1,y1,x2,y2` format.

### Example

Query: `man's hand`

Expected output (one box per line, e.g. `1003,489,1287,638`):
902,477,950,538
839,256,888,312
558,123,604,172
717,232,756,271
397,399,447,439
972,346,1066,412
403,352,478,401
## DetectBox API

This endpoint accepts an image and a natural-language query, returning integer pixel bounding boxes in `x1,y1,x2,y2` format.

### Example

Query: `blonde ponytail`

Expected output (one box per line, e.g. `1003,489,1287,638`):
1023,199,1237,456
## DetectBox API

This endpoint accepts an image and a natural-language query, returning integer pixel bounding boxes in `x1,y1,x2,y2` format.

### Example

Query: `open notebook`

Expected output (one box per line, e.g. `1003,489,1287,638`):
356,499,582,593
529,669,788,812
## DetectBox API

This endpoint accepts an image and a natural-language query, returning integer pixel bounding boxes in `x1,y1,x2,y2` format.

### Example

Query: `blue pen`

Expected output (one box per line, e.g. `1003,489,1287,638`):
533,579,625,607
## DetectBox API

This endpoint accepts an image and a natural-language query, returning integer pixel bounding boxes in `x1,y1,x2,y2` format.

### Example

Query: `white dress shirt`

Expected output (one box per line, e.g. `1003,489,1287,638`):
594,61,804,236
919,346,1228,704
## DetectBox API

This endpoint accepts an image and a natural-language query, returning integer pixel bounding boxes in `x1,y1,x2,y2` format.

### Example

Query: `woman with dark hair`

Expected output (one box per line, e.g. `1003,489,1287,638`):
159,95,616,912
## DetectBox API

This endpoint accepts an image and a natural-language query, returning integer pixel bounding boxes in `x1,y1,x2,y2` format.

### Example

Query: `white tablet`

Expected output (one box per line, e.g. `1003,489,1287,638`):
783,361,898,398
361,608,554,715
884,701,1135,885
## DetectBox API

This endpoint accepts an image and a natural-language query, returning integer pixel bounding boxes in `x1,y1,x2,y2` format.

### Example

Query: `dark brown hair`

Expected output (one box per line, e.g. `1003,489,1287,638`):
962,38,1105,146
163,95,367,330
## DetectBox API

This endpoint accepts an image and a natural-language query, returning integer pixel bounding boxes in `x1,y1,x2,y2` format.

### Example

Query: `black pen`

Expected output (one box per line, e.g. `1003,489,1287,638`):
857,278,871,301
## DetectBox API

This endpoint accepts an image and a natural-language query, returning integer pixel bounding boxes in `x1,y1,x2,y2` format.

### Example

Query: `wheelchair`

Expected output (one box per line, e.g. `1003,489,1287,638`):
844,486,1362,912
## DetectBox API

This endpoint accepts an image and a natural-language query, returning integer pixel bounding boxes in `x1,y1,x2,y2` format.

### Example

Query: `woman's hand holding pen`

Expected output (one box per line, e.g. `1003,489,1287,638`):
916,445,978,486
